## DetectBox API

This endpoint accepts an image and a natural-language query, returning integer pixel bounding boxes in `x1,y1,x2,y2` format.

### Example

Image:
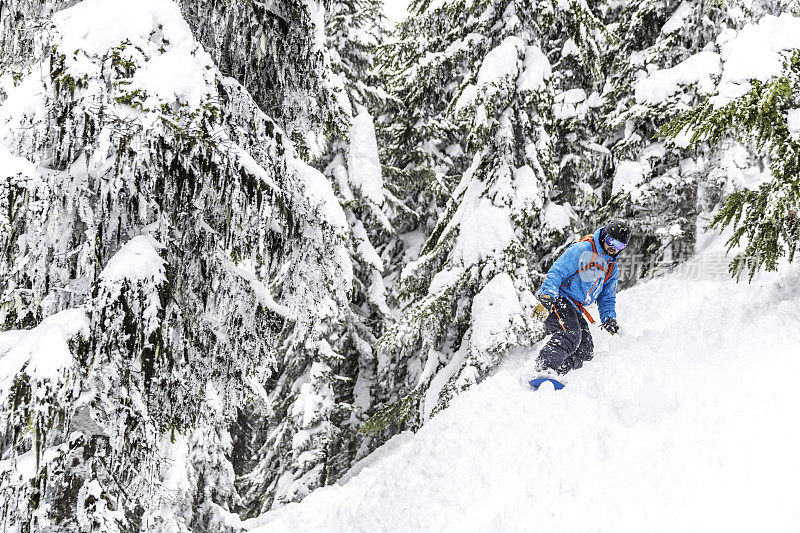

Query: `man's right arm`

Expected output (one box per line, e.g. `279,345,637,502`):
537,243,583,300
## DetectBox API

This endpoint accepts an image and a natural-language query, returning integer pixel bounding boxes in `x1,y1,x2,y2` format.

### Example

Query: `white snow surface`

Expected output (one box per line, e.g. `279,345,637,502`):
612,159,648,197
469,273,523,354
0,308,89,403
53,0,216,110
452,197,514,266
510,165,543,212
99,235,166,283
557,88,586,104
453,84,479,113
788,108,800,141
712,14,800,107
637,13,800,107
543,201,574,231
347,112,385,209
516,45,551,92
717,14,800,86
634,51,721,105
289,157,348,232
246,247,800,532
0,146,37,178
477,36,523,86
661,1,692,34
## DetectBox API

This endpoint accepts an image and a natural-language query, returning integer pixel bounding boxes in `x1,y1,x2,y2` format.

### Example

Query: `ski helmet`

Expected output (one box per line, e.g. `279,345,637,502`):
603,220,631,244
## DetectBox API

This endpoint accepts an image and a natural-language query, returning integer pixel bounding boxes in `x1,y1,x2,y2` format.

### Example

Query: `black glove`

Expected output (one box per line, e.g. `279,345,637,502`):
601,317,619,335
533,294,557,320
539,294,557,311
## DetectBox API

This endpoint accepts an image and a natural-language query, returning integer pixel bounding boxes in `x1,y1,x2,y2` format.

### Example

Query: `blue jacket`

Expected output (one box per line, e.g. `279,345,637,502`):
538,228,619,323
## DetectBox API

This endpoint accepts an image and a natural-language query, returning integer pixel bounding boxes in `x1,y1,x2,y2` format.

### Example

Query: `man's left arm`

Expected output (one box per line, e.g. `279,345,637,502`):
597,264,619,324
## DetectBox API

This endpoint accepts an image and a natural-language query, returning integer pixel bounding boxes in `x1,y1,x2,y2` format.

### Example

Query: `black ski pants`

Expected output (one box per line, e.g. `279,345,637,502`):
538,297,594,373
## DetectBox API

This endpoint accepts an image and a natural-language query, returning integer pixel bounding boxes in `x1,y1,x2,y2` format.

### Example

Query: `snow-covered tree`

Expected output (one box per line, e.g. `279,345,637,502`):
179,0,339,159
327,0,387,112
600,0,788,281
367,0,607,435
661,13,800,279
236,0,396,513
3,0,797,528
0,0,352,529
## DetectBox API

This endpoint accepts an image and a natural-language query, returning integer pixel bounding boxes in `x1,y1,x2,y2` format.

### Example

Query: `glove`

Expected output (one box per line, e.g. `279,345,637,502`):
601,317,619,335
533,294,557,320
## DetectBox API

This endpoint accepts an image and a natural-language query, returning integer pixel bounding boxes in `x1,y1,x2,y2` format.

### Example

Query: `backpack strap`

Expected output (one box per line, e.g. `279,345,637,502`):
567,296,596,324
563,234,616,324
577,234,614,282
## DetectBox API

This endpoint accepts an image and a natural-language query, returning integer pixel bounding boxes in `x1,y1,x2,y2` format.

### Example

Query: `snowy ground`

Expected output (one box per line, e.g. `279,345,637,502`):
244,240,800,532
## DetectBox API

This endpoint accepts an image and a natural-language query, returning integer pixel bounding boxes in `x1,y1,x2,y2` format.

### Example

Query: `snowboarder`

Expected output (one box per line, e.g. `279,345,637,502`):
532,220,630,376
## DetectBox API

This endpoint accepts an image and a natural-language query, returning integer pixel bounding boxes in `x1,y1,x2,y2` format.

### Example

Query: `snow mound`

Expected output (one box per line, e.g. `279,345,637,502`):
99,234,166,284
636,13,800,107
53,0,215,110
634,51,720,105
245,249,800,532
0,309,89,405
477,36,523,86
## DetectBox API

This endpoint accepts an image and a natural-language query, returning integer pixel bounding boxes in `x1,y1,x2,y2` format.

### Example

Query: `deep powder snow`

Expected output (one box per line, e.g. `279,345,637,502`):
244,243,800,532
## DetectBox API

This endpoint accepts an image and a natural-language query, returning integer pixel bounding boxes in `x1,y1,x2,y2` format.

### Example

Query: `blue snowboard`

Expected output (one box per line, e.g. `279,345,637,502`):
529,377,565,391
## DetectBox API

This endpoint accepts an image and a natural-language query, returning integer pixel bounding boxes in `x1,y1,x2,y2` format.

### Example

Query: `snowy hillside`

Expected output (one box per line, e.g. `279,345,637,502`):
4,0,800,529
245,241,800,532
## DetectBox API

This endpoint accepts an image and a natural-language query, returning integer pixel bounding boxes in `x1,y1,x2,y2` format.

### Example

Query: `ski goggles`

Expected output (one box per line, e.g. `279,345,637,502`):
603,234,627,254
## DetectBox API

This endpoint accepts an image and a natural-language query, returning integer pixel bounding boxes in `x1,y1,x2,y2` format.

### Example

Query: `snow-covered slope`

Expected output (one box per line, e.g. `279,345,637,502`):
244,244,800,532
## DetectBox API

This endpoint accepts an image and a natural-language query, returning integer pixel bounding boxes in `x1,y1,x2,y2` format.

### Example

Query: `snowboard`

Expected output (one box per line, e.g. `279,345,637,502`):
528,377,566,391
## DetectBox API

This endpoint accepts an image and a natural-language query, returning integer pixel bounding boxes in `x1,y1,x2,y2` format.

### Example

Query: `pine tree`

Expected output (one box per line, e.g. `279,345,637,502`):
237,0,394,512
600,0,786,282
3,0,797,527
179,0,340,159
326,0,387,112
368,0,607,436
661,15,800,279
0,0,351,529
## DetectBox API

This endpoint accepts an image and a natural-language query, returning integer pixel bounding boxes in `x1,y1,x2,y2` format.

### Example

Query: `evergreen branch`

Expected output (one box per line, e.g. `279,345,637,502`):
358,388,424,436
659,51,800,280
